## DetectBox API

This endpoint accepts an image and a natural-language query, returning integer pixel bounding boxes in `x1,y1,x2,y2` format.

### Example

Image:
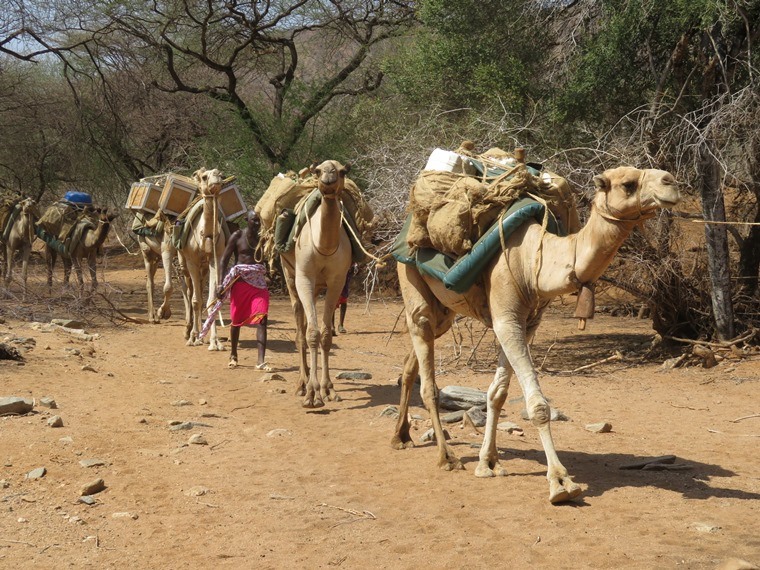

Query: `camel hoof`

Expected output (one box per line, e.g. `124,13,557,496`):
439,458,464,471
390,437,415,450
475,461,507,478
185,339,194,346
228,358,238,369
549,478,583,504
302,398,325,409
295,386,306,397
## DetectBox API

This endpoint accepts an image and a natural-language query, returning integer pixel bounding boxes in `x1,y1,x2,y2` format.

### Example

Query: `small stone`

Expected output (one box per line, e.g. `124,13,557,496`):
78,496,96,506
260,373,286,382
690,522,721,533
26,467,46,480
0,396,34,415
585,422,612,433
17,517,28,523
68,515,83,524
188,434,208,445
64,347,81,356
39,397,58,409
169,421,212,431
51,318,84,329
81,365,97,373
112,512,139,520
79,459,107,468
441,410,465,424
47,415,64,428
335,371,372,380
497,421,524,435
171,400,192,407
420,428,450,443
464,406,487,428
199,399,208,405
79,478,105,496
185,486,210,497
379,405,399,418
266,428,292,437
0,479,9,489
59,436,73,445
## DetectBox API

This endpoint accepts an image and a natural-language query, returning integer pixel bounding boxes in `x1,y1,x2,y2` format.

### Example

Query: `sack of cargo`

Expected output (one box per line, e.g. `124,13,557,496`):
426,176,486,257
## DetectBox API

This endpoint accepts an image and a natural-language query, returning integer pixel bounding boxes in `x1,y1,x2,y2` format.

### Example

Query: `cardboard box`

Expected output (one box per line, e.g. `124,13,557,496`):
125,182,162,214
218,178,247,221
159,174,198,216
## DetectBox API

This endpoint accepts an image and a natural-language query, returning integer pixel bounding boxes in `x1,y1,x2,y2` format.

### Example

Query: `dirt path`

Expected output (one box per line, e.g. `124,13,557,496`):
1,258,759,569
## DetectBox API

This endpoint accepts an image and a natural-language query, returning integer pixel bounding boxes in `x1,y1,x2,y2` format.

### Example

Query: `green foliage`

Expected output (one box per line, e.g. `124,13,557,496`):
385,0,544,114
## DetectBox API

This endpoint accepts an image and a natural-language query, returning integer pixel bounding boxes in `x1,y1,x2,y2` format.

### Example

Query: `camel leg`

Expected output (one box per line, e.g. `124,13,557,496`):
398,264,462,471
46,247,56,291
3,243,11,289
493,318,582,503
157,244,174,320
295,272,323,408
186,266,204,346
88,251,98,292
391,349,419,449
141,244,158,322
283,263,309,396
19,243,30,301
318,277,344,403
475,348,512,478
206,248,224,351
176,256,193,340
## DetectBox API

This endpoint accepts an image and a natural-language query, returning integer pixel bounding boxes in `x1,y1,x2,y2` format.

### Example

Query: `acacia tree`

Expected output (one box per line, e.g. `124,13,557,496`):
84,0,418,171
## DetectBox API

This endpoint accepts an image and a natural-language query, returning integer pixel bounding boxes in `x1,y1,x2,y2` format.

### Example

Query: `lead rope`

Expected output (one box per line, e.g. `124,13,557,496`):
211,194,224,327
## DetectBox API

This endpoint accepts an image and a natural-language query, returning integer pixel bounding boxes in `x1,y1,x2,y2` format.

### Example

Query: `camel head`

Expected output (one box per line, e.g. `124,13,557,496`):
19,197,39,219
311,160,349,200
592,167,680,222
193,167,225,197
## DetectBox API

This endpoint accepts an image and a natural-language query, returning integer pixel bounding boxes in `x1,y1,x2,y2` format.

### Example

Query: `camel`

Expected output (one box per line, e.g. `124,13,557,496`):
177,167,227,350
44,206,117,293
1,197,38,298
135,217,187,324
392,166,680,503
280,160,353,408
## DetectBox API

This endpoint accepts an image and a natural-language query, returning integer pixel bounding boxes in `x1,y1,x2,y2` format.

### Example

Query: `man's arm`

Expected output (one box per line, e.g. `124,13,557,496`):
217,230,240,297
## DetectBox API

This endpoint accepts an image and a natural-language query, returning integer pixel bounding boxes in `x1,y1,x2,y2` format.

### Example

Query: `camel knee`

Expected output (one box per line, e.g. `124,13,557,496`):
526,395,551,426
306,328,320,347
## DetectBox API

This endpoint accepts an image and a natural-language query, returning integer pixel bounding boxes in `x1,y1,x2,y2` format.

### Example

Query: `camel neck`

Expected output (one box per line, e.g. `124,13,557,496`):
572,206,634,284
310,195,343,256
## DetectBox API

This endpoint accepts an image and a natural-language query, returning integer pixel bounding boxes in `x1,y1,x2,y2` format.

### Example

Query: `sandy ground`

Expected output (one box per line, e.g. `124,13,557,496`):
1,252,759,569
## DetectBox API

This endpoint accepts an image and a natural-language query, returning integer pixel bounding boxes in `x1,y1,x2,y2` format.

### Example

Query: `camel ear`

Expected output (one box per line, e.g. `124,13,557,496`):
193,168,205,181
342,163,351,176
593,174,610,193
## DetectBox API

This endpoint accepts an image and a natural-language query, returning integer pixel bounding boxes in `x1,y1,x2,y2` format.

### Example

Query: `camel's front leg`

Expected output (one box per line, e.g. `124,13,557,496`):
318,287,343,403
187,272,204,346
87,252,98,292
494,320,582,503
391,349,419,450
157,246,174,320
45,248,56,291
19,245,30,300
408,311,463,471
206,268,224,351
3,243,11,287
475,349,511,478
302,304,323,408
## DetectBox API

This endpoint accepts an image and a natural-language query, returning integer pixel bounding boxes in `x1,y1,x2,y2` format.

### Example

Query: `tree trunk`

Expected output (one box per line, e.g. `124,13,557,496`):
699,143,735,340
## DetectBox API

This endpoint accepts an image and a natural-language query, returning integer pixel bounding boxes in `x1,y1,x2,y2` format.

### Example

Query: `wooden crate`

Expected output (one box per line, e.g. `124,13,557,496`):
218,178,247,221
125,182,162,214
159,174,198,216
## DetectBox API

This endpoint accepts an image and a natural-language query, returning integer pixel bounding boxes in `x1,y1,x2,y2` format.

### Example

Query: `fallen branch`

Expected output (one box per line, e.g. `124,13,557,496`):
95,292,148,324
572,351,623,373
664,328,756,349
731,413,760,423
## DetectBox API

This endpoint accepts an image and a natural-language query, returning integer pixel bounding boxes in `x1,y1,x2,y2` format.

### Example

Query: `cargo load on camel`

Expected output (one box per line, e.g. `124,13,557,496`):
35,191,103,257
255,165,374,265
393,143,580,293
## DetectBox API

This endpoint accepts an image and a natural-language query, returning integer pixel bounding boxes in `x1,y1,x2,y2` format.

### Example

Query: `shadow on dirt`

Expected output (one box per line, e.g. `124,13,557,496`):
457,447,760,502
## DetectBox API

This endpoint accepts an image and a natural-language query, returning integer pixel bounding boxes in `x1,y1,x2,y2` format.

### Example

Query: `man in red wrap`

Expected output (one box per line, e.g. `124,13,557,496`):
211,210,271,370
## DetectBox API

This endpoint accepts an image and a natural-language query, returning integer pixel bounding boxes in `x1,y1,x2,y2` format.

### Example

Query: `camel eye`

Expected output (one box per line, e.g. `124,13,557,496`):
623,181,637,195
